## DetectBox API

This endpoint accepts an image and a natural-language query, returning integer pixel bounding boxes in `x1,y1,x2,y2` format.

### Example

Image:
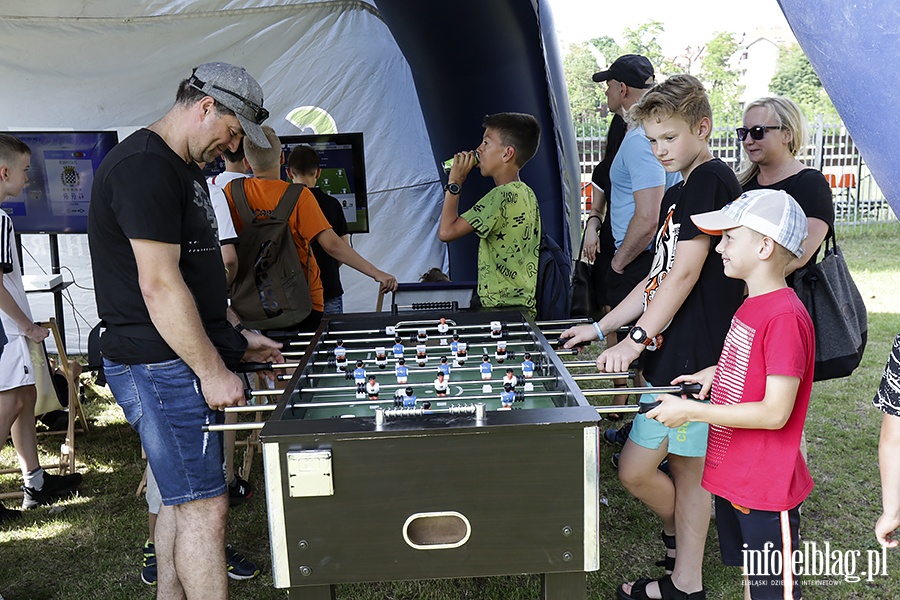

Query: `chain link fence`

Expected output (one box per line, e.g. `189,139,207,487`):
575,118,895,231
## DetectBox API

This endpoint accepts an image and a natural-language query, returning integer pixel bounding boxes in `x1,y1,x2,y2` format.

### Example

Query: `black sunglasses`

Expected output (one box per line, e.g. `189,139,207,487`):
736,125,784,142
189,77,269,124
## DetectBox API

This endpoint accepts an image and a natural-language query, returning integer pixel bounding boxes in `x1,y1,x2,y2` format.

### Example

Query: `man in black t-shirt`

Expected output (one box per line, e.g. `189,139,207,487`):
286,144,351,314
88,62,280,598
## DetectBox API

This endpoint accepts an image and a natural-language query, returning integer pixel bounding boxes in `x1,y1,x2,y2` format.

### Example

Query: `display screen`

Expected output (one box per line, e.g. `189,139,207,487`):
279,133,369,234
1,131,119,233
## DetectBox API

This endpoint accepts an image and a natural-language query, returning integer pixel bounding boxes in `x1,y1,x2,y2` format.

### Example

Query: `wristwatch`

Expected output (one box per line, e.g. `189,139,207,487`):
444,182,461,195
628,326,653,347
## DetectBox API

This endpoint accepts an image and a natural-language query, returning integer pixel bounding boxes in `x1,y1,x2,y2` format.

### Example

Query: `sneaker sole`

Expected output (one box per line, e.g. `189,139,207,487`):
140,573,157,586
227,568,260,581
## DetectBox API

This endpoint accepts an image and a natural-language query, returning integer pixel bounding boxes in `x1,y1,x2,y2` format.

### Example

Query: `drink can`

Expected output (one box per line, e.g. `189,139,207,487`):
442,154,479,172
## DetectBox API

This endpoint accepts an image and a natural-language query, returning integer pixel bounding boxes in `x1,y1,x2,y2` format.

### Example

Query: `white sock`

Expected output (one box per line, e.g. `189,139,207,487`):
24,467,45,490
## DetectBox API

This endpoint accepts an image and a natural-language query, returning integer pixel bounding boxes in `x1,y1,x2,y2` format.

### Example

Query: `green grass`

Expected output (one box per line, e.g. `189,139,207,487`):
2,223,900,599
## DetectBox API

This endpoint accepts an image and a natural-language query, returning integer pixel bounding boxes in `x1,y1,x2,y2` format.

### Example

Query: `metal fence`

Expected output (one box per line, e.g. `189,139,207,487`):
575,118,895,230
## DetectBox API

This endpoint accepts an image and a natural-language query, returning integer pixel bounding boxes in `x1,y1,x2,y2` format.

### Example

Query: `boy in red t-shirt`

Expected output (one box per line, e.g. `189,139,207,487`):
648,189,815,599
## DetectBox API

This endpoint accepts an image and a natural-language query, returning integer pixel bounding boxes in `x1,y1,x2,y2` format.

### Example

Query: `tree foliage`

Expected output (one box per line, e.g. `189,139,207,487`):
770,44,839,120
698,31,744,126
562,42,604,122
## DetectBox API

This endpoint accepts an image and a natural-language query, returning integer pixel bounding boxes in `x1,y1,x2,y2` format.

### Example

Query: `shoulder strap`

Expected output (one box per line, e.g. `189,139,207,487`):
231,178,257,227
272,183,306,221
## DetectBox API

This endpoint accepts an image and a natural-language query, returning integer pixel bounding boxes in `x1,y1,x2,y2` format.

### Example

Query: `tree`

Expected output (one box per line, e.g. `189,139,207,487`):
563,42,605,123
698,31,744,126
621,21,678,77
588,35,622,67
770,44,839,120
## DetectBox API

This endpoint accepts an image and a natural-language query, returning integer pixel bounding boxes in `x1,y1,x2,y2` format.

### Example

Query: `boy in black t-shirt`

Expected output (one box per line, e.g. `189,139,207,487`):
286,145,351,314
562,74,744,600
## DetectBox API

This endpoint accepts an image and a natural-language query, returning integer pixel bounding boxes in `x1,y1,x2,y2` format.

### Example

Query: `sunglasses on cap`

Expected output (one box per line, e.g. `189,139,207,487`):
189,78,269,125
736,125,784,142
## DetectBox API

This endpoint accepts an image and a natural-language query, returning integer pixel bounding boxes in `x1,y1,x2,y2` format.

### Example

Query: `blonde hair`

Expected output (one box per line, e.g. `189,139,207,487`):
630,74,712,133
737,96,810,187
243,125,283,172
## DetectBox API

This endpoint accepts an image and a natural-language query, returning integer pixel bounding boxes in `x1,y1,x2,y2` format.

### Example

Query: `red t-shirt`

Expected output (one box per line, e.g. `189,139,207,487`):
225,179,331,312
702,287,815,511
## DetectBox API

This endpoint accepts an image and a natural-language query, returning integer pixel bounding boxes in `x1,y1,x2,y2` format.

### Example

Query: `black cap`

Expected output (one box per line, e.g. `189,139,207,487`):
592,54,654,88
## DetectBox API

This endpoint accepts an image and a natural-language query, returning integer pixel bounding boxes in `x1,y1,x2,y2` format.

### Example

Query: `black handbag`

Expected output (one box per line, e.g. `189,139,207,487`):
570,226,594,318
791,230,867,381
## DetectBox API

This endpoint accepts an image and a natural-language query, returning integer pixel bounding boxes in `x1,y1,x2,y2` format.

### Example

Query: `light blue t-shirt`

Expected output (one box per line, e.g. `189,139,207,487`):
609,124,682,249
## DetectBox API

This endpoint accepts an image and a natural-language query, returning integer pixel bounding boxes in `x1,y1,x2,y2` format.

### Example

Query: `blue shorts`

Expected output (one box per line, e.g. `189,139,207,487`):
715,495,802,600
103,358,226,506
628,379,709,457
323,295,344,315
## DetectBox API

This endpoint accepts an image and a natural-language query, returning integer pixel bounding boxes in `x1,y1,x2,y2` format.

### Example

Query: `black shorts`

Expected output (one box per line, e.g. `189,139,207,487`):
604,250,653,308
715,495,802,600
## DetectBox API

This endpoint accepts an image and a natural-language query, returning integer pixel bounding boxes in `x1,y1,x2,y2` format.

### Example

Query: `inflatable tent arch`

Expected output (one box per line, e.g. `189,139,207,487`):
0,0,581,353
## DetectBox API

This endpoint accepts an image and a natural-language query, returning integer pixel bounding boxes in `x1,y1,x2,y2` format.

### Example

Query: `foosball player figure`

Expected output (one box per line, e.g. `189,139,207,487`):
490,320,503,339
393,390,405,407
480,355,493,380
392,335,405,359
402,386,417,408
433,371,449,397
375,347,388,368
417,328,428,343
395,357,408,384
334,340,347,372
416,344,428,367
353,360,366,385
438,356,451,377
521,352,535,378
456,342,468,366
450,333,461,357
495,340,508,363
500,382,516,410
502,368,517,388
366,375,380,400
437,317,450,336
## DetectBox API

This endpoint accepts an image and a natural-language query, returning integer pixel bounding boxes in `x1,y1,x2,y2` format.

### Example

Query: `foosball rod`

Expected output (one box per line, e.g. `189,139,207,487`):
302,368,633,381
270,317,592,342
281,328,578,350
289,346,579,362
301,337,543,356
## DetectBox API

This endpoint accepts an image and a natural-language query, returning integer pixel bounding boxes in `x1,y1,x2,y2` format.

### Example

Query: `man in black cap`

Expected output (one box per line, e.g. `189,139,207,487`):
88,62,281,598
581,54,680,418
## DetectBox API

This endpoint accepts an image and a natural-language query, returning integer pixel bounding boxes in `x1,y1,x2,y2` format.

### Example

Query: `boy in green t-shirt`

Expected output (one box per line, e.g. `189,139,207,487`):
438,113,541,316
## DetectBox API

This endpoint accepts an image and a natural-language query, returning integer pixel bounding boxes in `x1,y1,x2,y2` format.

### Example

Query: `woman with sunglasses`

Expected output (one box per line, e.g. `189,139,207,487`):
736,96,834,276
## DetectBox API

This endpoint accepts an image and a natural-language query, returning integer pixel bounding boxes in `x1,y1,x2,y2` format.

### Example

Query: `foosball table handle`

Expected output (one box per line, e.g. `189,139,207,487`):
637,383,704,414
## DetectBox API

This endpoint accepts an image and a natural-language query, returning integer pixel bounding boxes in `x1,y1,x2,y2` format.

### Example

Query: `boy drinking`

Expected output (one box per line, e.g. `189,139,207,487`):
561,74,744,599
438,113,541,316
649,189,814,600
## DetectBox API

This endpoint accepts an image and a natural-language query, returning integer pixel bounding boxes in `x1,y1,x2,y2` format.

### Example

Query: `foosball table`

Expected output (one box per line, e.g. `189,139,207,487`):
249,309,607,599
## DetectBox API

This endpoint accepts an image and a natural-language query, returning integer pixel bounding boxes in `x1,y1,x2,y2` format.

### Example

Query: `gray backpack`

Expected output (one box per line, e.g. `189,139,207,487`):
229,179,312,330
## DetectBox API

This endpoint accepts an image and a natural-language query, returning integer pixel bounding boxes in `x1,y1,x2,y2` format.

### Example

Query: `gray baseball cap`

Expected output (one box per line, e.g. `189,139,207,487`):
188,62,271,148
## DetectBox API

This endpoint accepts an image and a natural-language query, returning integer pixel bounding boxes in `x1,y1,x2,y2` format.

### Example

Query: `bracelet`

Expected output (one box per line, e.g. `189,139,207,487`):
586,215,601,224
592,322,604,341
234,323,246,333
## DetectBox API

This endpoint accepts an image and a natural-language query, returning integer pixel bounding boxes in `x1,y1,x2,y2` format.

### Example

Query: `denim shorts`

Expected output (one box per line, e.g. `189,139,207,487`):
103,358,226,506
628,379,709,457
323,295,344,315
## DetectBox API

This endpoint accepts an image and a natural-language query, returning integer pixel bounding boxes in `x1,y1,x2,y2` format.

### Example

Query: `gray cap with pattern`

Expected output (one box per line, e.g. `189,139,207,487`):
188,62,270,148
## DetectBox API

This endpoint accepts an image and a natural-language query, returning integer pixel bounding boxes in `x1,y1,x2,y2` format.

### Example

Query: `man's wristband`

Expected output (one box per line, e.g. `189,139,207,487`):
234,323,246,333
586,215,601,225
592,322,604,341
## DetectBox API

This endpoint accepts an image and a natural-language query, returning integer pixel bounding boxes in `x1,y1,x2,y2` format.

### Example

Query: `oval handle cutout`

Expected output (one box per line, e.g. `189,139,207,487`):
402,511,471,550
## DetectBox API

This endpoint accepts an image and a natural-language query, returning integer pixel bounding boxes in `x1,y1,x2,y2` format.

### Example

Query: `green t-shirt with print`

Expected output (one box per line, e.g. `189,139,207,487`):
461,181,541,315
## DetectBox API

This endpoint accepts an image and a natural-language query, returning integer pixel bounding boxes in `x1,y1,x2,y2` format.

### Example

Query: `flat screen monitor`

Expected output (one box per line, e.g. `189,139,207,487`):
279,133,369,234
2,131,119,233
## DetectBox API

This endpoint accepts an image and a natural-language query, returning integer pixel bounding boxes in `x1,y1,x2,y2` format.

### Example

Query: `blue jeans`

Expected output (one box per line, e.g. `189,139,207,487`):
103,358,226,506
323,295,344,315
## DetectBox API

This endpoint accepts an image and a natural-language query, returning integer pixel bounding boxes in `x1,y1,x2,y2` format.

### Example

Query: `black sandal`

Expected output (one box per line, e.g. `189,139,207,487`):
654,530,676,573
617,575,706,600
